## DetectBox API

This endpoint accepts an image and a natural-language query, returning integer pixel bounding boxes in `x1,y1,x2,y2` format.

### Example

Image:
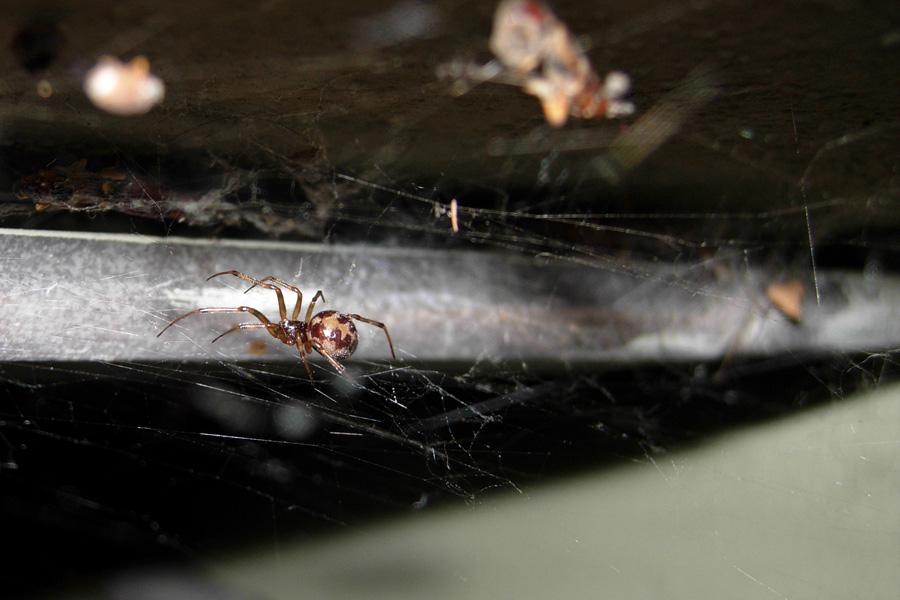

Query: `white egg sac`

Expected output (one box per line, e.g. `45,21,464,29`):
83,56,165,116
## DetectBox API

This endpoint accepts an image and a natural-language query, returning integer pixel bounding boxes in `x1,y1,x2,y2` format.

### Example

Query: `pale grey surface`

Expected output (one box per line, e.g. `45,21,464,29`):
207,382,900,600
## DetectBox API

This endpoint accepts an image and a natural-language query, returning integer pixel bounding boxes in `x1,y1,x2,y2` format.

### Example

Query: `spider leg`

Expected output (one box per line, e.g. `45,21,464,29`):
254,276,304,320
304,290,326,323
211,322,279,344
158,306,275,338
311,341,347,373
346,314,396,359
209,270,289,321
295,340,314,380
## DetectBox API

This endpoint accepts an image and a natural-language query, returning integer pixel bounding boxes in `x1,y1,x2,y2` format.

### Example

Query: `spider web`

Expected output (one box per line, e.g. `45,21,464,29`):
2,0,900,597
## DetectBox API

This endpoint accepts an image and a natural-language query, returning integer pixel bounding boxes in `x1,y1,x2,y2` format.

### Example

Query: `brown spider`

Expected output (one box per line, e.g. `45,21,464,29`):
158,270,396,379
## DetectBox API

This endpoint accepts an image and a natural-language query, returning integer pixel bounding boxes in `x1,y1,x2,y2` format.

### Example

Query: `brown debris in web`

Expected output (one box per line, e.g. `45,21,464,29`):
766,279,806,321
441,0,634,127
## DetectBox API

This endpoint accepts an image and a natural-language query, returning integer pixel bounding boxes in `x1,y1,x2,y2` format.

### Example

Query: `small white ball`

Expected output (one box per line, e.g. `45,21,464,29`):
83,56,165,116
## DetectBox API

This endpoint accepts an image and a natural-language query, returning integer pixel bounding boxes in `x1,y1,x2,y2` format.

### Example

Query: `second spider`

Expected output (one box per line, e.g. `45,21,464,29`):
158,270,396,379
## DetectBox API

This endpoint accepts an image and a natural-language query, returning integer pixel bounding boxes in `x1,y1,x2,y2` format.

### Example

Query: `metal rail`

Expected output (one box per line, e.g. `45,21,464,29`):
1,227,897,364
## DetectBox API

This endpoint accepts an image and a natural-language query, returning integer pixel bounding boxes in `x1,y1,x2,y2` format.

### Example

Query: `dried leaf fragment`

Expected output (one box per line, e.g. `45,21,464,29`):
766,279,806,321
489,0,634,126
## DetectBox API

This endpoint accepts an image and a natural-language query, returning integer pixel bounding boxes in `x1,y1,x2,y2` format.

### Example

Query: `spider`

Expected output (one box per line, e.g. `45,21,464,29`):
158,270,396,379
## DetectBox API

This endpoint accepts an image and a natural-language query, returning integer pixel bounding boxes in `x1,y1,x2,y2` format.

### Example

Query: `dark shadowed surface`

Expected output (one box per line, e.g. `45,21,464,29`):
1,0,897,225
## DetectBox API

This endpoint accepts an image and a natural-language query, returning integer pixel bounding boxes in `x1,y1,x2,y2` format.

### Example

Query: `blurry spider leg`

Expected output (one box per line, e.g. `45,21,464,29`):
712,281,805,382
796,129,877,307
579,63,719,187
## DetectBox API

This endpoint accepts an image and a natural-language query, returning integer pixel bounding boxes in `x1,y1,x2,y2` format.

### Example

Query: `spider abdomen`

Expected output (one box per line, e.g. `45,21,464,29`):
308,310,359,360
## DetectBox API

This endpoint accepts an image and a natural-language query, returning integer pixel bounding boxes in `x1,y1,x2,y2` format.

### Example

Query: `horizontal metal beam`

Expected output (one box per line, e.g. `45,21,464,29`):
1,227,897,366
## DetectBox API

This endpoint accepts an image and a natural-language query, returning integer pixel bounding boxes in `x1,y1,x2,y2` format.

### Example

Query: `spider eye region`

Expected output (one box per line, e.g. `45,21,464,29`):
308,310,359,360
